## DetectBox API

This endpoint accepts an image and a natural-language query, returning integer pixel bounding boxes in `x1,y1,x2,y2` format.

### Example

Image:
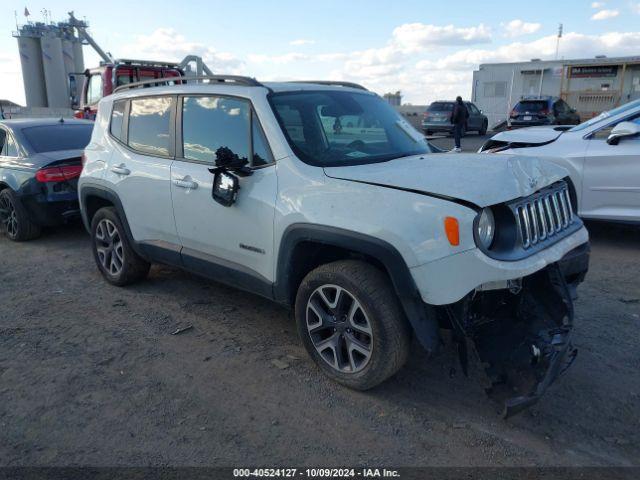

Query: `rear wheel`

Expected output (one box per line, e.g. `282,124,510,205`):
91,207,150,286
295,260,411,390
0,189,41,241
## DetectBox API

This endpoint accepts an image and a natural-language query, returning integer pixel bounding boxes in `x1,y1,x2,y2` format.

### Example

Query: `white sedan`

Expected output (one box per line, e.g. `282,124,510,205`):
480,99,640,223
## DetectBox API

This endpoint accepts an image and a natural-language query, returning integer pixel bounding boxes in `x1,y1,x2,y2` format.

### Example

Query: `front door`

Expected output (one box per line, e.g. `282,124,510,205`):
170,94,277,293
582,115,640,222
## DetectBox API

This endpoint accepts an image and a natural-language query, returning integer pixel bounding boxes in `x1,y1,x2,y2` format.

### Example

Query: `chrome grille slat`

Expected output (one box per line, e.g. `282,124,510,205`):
516,183,574,249
535,199,547,240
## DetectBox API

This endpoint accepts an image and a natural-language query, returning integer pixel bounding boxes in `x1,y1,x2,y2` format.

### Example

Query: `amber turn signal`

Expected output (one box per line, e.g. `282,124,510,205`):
444,217,460,246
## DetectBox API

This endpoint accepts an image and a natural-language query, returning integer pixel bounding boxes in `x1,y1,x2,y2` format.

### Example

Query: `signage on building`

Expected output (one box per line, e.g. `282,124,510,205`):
569,65,619,78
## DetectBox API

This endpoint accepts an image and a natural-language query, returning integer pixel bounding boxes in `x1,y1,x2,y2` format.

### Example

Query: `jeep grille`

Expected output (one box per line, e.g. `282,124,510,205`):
514,182,574,249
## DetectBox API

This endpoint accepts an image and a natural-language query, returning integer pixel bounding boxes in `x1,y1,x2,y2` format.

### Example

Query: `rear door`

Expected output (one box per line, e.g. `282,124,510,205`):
170,94,277,291
581,113,640,222
103,95,180,254
465,103,481,131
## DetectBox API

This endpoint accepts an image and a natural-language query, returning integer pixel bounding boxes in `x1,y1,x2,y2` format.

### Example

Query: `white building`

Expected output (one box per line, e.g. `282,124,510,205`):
472,56,640,128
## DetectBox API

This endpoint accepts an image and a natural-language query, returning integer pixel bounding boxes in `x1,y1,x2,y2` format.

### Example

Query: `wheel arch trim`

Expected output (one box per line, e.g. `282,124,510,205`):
275,223,440,353
79,183,148,260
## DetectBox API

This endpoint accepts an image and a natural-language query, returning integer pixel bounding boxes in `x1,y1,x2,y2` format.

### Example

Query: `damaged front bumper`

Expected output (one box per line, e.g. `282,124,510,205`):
443,243,589,418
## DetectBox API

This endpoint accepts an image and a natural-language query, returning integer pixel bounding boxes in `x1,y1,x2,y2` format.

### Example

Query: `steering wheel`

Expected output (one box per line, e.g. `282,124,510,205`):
346,139,366,150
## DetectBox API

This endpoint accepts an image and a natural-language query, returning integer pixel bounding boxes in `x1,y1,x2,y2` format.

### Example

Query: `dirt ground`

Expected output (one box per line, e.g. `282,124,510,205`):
0,218,639,467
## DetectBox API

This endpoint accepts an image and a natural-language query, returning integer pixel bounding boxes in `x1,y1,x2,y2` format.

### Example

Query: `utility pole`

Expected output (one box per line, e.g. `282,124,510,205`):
555,23,563,60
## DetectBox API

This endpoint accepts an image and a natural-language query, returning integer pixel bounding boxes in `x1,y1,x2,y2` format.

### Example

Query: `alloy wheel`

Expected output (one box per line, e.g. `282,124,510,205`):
306,284,373,373
0,195,18,238
95,218,124,276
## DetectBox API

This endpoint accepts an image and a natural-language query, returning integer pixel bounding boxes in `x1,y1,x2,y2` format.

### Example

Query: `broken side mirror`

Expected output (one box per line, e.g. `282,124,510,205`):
607,121,640,145
212,169,239,207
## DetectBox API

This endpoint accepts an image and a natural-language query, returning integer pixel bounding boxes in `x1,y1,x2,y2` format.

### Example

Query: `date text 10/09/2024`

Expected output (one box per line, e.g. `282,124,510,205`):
233,468,401,478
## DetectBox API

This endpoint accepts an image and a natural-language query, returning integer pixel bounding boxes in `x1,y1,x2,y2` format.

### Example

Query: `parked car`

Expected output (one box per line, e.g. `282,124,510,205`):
480,99,640,223
508,96,581,129
422,100,488,136
79,77,589,417
0,118,93,241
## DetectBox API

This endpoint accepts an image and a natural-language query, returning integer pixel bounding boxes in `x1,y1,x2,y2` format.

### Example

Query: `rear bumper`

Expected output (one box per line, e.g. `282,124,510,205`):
422,123,454,133
508,120,552,128
21,194,80,227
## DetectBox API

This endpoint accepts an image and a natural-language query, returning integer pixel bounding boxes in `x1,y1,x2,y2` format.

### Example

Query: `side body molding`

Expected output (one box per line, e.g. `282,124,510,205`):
274,224,440,353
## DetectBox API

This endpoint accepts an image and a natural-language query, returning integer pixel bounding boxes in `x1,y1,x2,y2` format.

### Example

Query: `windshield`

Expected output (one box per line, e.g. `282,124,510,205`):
270,90,431,166
22,124,93,153
428,102,453,112
569,99,640,132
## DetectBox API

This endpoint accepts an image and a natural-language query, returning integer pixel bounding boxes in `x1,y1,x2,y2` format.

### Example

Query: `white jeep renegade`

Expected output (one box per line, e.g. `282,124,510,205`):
79,76,590,416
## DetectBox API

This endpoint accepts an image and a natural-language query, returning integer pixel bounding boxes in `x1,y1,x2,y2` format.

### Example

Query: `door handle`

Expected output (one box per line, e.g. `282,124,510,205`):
173,177,198,190
111,164,130,176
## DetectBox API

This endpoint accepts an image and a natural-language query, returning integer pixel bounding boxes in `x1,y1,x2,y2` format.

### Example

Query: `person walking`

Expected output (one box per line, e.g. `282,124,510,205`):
450,96,469,153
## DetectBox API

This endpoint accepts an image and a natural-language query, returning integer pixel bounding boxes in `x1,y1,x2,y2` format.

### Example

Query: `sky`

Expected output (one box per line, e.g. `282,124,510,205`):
2,0,640,106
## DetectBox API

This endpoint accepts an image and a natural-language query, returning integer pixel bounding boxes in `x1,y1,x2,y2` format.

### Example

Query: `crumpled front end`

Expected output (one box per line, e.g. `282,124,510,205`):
443,245,588,417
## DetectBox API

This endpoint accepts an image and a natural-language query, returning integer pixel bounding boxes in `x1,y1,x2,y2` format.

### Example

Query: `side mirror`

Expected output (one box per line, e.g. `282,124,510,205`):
212,170,239,207
607,121,640,145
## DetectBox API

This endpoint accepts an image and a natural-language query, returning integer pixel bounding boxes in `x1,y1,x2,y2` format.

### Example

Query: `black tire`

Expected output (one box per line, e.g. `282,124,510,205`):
424,129,432,136
90,206,150,286
0,189,41,241
295,260,411,390
479,121,488,136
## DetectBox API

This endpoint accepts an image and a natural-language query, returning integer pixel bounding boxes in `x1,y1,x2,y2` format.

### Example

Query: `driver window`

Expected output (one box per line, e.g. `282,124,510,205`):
87,74,103,105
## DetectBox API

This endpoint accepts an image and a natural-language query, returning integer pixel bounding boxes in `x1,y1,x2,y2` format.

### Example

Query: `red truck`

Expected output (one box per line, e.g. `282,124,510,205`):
72,59,183,119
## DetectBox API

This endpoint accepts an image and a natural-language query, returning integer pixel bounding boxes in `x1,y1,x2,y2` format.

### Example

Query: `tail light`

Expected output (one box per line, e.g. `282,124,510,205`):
423,112,430,119
509,110,518,119
35,165,83,183
73,110,84,119
81,153,87,167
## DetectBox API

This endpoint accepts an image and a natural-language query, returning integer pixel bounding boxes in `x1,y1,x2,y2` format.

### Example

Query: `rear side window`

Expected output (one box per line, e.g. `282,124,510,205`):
181,96,273,166
21,124,93,153
1,130,18,157
110,100,126,141
128,96,173,156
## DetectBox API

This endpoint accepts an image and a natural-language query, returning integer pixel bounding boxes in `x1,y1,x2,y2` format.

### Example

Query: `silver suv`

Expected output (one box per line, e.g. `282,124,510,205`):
79,76,590,416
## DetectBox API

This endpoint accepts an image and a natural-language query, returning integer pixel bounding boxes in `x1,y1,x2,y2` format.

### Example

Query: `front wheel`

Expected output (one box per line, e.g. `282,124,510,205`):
295,260,411,390
91,207,150,286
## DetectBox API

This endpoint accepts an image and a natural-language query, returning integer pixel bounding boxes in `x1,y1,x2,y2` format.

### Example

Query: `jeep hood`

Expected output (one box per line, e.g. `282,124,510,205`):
324,153,569,208
490,126,565,145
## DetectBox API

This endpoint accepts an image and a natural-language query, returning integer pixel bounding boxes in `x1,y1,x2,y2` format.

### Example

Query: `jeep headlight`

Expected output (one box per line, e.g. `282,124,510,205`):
476,208,495,249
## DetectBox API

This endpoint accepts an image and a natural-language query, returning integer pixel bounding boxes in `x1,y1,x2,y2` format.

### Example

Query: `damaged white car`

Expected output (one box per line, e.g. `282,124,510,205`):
480,99,640,224
79,77,590,417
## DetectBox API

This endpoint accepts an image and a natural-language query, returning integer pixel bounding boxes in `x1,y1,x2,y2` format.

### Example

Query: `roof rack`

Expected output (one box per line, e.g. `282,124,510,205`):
113,75,264,94
111,58,180,68
291,80,368,91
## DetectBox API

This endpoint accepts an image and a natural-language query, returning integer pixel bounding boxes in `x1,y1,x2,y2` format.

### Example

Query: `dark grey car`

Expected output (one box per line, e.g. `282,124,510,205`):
508,97,581,129
0,118,93,241
422,101,488,136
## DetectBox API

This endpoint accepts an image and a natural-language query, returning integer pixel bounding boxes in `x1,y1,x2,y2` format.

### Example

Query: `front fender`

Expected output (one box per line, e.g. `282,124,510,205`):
274,223,441,353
